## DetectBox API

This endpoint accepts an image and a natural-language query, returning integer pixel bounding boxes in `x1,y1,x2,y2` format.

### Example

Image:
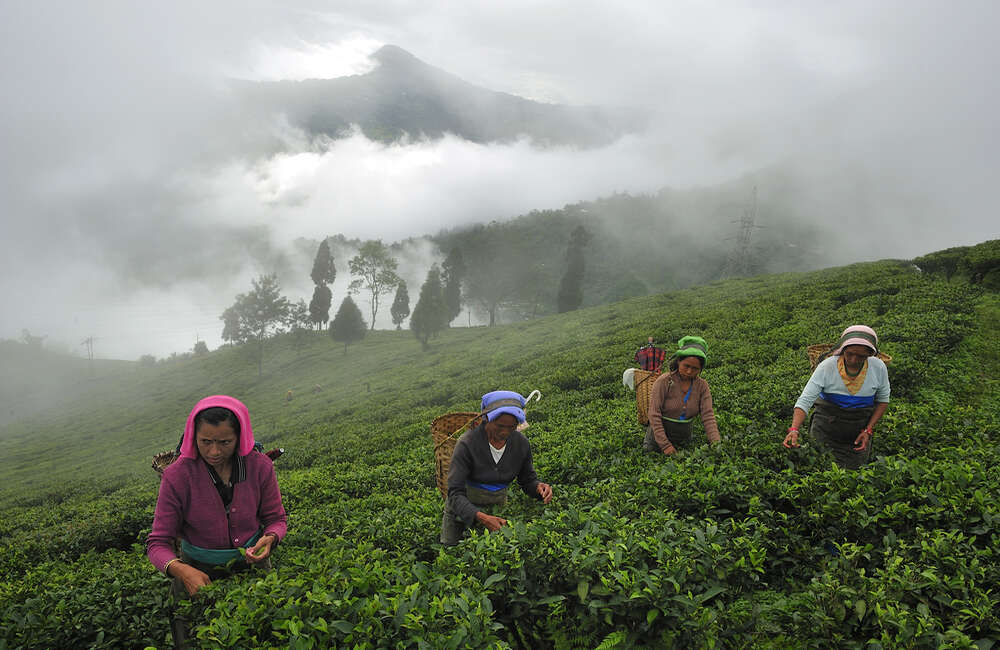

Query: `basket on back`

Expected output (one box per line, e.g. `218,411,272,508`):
807,344,893,370
431,412,483,499
634,370,660,425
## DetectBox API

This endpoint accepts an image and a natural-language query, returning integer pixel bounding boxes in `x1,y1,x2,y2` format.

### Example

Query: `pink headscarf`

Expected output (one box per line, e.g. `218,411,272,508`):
178,395,256,460
831,325,879,356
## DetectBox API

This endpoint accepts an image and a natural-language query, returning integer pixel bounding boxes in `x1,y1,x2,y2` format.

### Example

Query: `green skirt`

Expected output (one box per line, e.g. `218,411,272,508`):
810,398,875,470
440,485,509,546
643,418,694,453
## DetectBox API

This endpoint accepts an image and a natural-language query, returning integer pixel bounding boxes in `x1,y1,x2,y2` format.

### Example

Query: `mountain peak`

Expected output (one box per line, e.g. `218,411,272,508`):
371,44,424,70
238,43,639,147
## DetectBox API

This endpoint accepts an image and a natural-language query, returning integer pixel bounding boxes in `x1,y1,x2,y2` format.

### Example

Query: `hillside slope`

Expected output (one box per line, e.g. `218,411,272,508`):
1,240,998,648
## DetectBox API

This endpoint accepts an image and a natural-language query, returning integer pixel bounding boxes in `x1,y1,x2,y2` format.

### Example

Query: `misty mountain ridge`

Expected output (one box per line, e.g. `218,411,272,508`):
234,44,643,146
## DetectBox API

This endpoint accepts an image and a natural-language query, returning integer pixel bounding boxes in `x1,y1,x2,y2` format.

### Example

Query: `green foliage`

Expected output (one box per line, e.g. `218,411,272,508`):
557,225,592,313
2,240,999,648
410,265,448,350
433,191,838,322
390,280,411,330
309,239,336,287
308,284,332,329
328,295,367,354
441,247,466,325
914,239,999,286
220,274,292,376
348,240,401,330
446,217,565,325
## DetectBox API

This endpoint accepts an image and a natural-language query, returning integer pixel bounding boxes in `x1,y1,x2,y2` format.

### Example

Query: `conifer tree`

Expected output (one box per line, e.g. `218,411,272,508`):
410,264,447,349
328,295,367,354
310,239,337,286
308,239,336,327
390,281,411,330
441,247,466,326
557,225,592,313
308,284,332,329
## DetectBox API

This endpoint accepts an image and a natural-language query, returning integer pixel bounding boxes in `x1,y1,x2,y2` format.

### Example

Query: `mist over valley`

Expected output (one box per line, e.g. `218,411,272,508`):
1,2,997,363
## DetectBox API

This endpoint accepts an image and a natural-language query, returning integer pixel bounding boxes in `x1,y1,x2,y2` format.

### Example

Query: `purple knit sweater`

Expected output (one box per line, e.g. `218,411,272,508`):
146,451,287,573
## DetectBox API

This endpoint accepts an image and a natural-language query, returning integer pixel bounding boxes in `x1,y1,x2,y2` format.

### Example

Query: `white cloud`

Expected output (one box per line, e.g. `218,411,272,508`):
241,34,383,81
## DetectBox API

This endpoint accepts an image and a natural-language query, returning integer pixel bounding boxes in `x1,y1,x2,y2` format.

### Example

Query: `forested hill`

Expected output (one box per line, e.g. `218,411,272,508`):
233,44,639,147
429,181,833,320
1,240,998,648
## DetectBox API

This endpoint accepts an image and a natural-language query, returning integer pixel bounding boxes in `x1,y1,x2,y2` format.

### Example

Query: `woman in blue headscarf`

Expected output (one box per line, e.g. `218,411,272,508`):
440,390,553,546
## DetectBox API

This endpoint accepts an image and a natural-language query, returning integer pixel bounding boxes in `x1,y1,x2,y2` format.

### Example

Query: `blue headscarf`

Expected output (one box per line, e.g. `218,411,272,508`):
481,390,526,423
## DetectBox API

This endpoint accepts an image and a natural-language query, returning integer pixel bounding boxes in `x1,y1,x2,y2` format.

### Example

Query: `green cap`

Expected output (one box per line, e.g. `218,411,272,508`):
676,335,708,364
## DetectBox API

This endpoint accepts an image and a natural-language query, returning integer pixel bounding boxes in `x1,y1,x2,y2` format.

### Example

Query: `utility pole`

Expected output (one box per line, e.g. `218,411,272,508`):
722,186,762,279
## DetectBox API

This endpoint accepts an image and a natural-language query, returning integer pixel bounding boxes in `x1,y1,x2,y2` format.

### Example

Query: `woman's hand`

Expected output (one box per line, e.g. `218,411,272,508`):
245,533,276,564
854,429,872,451
169,561,211,597
475,511,508,532
662,445,677,456
785,409,807,449
536,482,553,504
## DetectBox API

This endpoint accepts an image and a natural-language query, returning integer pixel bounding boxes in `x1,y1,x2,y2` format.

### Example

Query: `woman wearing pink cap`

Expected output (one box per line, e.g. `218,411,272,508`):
783,326,890,469
147,395,287,646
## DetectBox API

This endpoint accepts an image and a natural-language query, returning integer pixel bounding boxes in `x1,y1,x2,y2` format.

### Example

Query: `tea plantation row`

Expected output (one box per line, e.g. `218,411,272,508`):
1,241,998,648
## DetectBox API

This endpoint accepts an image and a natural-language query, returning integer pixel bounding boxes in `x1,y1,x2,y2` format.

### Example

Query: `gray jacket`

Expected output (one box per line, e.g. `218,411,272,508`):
446,423,541,525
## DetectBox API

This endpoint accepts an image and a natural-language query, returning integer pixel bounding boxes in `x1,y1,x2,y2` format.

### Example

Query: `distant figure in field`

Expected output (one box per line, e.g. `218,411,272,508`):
440,391,553,546
285,389,293,403
313,384,323,394
783,325,890,469
634,336,667,373
644,336,721,455
147,395,287,647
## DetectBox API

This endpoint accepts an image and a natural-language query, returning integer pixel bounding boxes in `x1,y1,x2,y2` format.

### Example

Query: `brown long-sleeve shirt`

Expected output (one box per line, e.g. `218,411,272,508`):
647,371,721,450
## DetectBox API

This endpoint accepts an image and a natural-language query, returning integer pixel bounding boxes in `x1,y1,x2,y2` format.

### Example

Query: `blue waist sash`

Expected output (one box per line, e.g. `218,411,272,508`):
819,391,876,409
467,481,508,492
181,529,261,566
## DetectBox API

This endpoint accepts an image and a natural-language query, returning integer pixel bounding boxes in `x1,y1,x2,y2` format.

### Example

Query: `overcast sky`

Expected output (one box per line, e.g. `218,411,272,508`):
1,1,997,359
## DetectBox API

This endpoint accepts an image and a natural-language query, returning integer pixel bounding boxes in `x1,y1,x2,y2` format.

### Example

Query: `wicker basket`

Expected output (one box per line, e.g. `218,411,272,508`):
431,412,483,499
807,343,892,370
634,370,661,426
152,450,179,475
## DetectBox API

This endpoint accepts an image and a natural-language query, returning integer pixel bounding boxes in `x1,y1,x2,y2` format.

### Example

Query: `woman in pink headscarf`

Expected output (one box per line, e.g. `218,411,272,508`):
147,395,287,646
783,326,890,469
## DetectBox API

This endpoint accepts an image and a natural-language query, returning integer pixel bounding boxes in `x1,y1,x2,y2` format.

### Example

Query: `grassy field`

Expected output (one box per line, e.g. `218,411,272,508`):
1,240,998,648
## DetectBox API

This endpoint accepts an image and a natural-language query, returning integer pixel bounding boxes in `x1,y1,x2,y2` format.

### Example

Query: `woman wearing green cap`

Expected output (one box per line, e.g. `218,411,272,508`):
643,336,721,455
